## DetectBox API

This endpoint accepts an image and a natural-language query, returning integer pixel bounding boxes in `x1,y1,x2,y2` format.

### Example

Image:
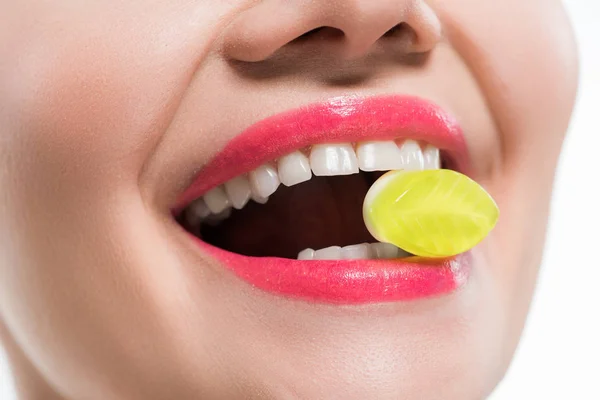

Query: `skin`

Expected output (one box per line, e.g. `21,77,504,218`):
0,0,578,399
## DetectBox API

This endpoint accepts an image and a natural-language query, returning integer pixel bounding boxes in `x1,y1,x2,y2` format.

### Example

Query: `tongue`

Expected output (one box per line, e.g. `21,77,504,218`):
200,174,378,258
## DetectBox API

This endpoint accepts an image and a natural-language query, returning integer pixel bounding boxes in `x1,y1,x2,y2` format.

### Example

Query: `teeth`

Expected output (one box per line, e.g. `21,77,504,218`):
185,198,211,226
251,193,269,204
313,246,342,260
297,248,315,260
310,144,359,176
224,175,252,210
423,144,441,169
249,164,280,198
341,243,372,259
398,139,425,170
371,242,399,259
203,186,230,214
397,248,412,258
202,207,232,226
298,242,409,260
356,141,406,171
278,151,312,187
190,198,211,218
189,140,442,228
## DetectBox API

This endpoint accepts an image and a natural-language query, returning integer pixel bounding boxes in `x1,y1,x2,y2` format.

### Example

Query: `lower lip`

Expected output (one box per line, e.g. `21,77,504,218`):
193,237,471,304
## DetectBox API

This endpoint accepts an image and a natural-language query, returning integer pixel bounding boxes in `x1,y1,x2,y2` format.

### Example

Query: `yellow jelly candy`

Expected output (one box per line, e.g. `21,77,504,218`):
363,169,499,258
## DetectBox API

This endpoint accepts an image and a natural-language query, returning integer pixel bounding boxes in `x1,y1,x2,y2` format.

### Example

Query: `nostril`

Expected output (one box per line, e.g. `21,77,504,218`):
297,27,326,40
383,22,413,38
292,26,345,43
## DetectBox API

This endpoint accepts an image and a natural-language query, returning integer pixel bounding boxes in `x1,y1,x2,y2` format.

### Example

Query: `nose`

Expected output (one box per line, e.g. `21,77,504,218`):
223,0,442,62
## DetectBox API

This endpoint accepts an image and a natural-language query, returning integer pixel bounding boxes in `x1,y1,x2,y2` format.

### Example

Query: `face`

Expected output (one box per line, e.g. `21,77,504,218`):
0,0,578,399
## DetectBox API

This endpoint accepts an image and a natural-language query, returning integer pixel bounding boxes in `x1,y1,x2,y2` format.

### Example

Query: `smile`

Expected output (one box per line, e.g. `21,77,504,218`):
175,95,472,304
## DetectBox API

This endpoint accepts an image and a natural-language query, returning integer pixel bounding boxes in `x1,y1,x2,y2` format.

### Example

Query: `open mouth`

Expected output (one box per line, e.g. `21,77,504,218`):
179,139,446,260
174,95,472,304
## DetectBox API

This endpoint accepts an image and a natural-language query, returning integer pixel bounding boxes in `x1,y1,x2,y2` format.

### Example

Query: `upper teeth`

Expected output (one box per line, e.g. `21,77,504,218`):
185,139,441,225
310,143,359,176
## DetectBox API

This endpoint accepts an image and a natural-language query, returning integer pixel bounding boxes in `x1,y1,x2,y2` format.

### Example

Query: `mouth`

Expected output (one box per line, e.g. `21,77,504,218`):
175,95,472,304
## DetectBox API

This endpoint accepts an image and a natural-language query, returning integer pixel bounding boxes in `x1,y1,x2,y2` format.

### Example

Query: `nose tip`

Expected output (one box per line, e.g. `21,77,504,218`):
223,0,442,62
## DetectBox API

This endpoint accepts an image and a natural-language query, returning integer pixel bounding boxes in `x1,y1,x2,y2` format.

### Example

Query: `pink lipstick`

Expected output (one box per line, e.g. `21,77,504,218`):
178,95,471,304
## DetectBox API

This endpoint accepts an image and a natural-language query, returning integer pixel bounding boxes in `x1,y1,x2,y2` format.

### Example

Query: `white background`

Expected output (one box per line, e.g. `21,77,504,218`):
2,0,599,398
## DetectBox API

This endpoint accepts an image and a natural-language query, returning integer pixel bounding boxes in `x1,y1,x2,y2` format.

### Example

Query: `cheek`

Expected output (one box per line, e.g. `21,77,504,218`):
436,0,578,332
1,0,232,204
0,0,232,295
0,1,233,396
433,0,578,262
434,0,579,224
435,0,578,166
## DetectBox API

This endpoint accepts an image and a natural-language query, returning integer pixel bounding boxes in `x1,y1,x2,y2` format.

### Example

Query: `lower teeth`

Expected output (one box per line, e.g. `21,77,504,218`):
298,242,411,260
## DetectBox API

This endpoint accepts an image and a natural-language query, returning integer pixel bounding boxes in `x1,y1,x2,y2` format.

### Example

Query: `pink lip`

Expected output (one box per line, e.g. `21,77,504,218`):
178,95,472,304
197,239,471,304
177,95,468,210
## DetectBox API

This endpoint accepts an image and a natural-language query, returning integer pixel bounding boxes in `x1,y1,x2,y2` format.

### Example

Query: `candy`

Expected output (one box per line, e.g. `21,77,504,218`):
363,169,499,258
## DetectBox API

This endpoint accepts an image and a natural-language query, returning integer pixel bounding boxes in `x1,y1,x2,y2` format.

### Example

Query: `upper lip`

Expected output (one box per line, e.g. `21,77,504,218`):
175,95,469,212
